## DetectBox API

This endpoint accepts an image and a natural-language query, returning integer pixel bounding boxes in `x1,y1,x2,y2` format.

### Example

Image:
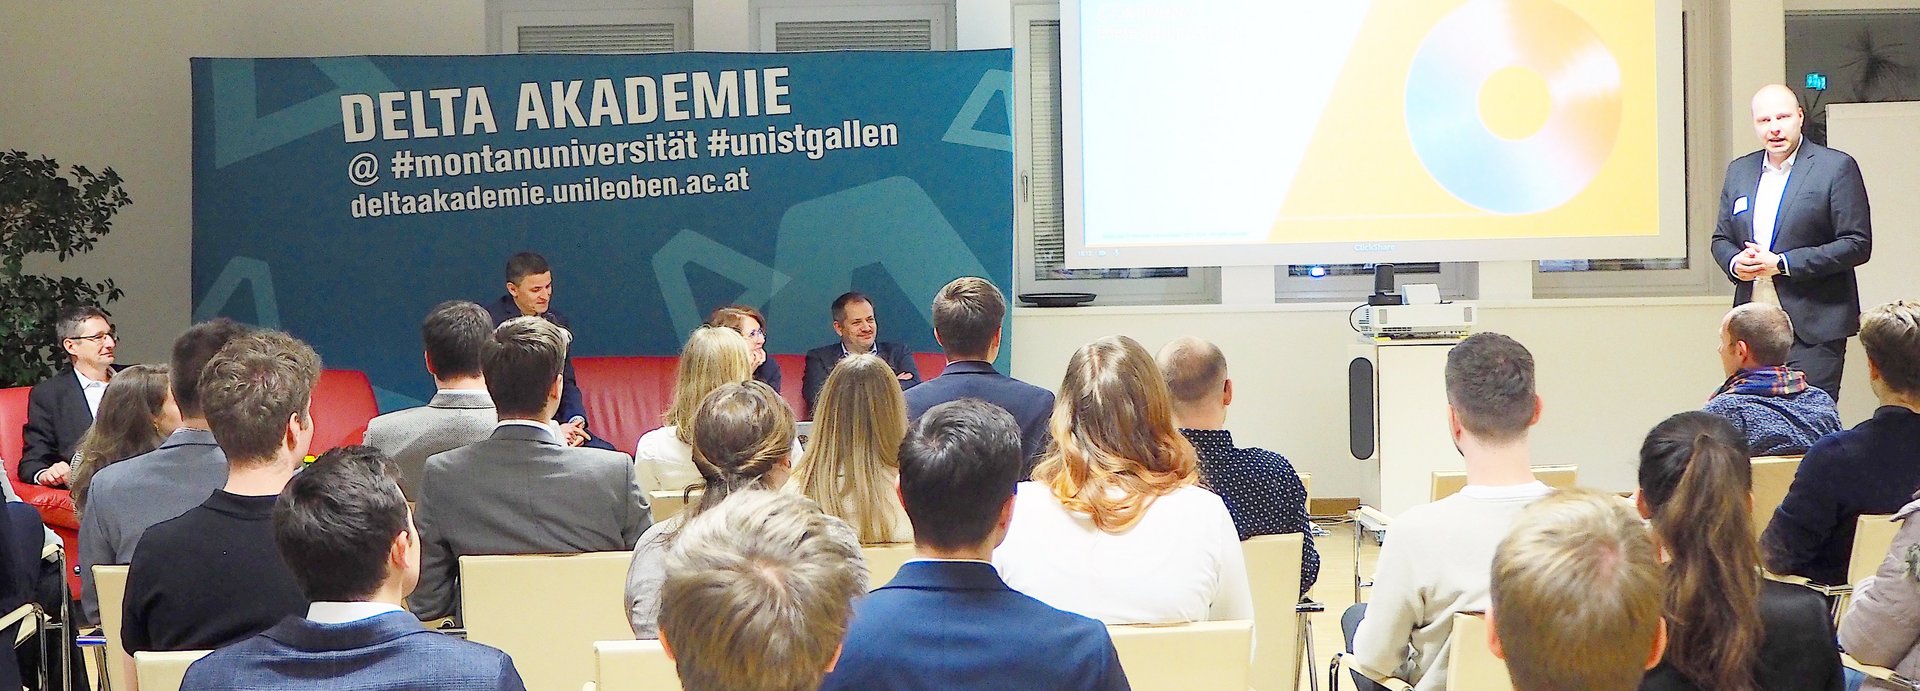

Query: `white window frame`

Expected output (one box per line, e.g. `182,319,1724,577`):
1273,263,1476,302
489,0,694,54
754,0,956,52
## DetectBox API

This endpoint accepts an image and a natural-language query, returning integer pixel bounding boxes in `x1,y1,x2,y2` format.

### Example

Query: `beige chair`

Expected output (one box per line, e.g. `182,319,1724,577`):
1243,533,1311,691
1108,620,1254,691
1299,472,1313,496
1769,513,1901,626
95,564,131,691
860,543,916,590
458,552,634,691
1336,613,1511,691
134,649,212,691
1429,465,1577,503
650,489,703,523
1750,455,1802,535
592,639,682,691
1844,652,1920,690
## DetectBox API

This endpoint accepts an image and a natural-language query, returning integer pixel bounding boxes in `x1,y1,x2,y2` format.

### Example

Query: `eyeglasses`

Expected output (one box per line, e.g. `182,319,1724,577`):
743,328,765,338
67,331,116,344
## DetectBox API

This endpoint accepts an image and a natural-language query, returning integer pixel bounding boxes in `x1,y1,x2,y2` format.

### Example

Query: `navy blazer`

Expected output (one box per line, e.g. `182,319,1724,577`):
1763,405,1920,586
1710,141,1872,345
486,296,588,426
21,367,96,482
904,361,1056,473
181,610,526,690
802,341,920,416
821,560,1129,691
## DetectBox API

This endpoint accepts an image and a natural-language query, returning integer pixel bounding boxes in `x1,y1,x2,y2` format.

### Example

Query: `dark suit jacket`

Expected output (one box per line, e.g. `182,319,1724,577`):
486,296,588,426
903,361,1055,471
822,560,1129,691
181,611,527,691
1711,141,1873,345
802,341,921,416
408,424,650,620
1762,405,1920,586
1639,579,1844,691
21,367,95,482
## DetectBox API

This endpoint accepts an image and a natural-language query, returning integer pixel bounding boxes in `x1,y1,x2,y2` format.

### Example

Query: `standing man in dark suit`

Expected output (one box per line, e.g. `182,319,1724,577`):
821,399,1128,691
21,306,119,487
1712,83,1872,401
485,251,598,447
904,277,1054,471
802,291,920,417
408,317,649,622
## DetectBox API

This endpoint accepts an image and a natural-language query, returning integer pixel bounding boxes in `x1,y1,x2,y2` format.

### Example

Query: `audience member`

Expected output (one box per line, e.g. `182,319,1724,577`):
22,305,120,487
79,318,251,623
0,500,39,691
803,291,920,416
1764,300,1920,585
993,335,1252,624
792,353,914,544
634,326,756,492
363,300,497,499
823,399,1127,690
658,489,865,691
709,305,782,391
483,251,597,448
1347,332,1552,691
408,316,650,621
903,277,1054,470
1636,411,1842,691
1839,485,1920,690
70,364,176,517
122,330,317,655
627,381,857,637
1704,303,1842,455
1490,489,1666,691
180,446,527,691
1157,336,1318,595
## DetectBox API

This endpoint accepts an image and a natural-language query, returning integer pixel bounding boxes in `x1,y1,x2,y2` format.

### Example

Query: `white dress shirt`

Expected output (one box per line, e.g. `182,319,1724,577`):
76,369,109,418
306,601,405,624
1753,146,1798,255
493,418,559,441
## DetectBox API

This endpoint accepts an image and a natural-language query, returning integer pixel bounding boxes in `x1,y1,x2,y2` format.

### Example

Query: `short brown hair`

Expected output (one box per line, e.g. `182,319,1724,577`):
422,301,493,379
659,490,865,691
1445,332,1537,443
1724,304,1793,367
1155,336,1227,405
200,330,322,464
1862,300,1920,396
931,277,1005,358
482,317,570,418
170,318,255,418
1492,489,1664,691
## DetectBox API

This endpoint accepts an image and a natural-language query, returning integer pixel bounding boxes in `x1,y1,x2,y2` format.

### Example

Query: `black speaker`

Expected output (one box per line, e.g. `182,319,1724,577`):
1348,356,1376,460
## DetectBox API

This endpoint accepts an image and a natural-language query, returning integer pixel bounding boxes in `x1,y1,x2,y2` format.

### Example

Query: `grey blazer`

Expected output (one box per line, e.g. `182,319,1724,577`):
363,390,496,500
407,424,651,621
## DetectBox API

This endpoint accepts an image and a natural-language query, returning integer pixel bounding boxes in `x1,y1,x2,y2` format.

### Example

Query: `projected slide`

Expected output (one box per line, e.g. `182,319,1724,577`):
1066,0,1680,267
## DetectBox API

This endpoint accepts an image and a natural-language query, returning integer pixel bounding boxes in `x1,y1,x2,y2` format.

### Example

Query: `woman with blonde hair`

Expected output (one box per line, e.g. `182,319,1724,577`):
791,353,913,544
624,381,862,637
992,335,1252,624
707,305,781,391
634,326,755,492
71,364,179,515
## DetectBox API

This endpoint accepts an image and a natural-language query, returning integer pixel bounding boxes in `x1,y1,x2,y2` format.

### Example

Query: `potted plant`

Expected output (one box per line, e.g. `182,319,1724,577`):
1,150,130,387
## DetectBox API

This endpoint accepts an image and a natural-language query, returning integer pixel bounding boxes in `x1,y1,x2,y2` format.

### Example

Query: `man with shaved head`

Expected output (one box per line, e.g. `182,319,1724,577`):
1156,336,1317,594
1711,83,1872,401
1704,303,1841,455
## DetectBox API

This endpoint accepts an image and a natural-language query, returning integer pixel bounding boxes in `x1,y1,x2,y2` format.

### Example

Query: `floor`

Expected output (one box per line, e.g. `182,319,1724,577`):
1297,518,1381,691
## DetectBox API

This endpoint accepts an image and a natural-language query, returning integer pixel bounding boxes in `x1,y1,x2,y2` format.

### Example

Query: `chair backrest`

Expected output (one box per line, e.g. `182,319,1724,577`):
1242,533,1304,690
772,354,807,418
1,386,32,488
574,356,680,455
310,369,379,453
1299,471,1313,496
649,489,703,523
94,564,131,691
912,352,947,381
1446,613,1514,691
1107,621,1255,691
1750,455,1803,536
134,649,212,691
1852,514,1902,585
594,639,682,691
459,552,635,691
860,543,916,590
1431,465,1578,502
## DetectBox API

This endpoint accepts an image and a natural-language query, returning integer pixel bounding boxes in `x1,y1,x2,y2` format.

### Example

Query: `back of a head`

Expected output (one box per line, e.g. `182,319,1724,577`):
1491,488,1663,691
200,330,322,464
1636,410,1762,691
1445,332,1537,444
930,277,1005,358
665,326,753,431
481,316,570,419
686,381,794,516
274,445,409,602
1035,335,1197,532
1862,300,1920,397
504,251,549,284
1724,304,1794,368
421,300,493,379
797,353,908,543
170,318,255,418
659,490,864,691
899,399,1024,551
1155,336,1228,409
72,363,172,514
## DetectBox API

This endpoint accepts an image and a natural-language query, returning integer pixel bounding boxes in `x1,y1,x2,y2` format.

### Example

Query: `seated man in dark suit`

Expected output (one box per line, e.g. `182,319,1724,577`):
181,446,526,691
21,305,120,487
1765,300,1920,586
802,291,920,416
903,277,1054,472
483,251,603,448
364,301,497,499
123,330,317,659
1157,336,1318,595
822,400,1128,691
408,317,651,622
1704,303,1841,456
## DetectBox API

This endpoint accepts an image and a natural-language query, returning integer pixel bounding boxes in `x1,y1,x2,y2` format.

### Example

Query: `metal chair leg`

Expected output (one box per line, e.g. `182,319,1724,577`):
1304,618,1320,691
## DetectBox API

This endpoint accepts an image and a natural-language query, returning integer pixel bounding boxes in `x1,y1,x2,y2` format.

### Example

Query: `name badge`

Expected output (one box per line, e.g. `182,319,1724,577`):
1733,196,1748,214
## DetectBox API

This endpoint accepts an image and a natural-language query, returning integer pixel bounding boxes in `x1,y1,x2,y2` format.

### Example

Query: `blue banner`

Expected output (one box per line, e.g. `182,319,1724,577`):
191,52,1014,409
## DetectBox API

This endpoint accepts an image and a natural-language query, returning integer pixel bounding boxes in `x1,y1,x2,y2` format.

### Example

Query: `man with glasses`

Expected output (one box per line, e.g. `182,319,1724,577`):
22,306,120,487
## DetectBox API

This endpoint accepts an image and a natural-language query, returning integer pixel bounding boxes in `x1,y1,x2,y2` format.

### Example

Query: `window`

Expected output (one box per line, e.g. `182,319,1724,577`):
756,1,954,52
1786,8,1920,148
489,0,692,54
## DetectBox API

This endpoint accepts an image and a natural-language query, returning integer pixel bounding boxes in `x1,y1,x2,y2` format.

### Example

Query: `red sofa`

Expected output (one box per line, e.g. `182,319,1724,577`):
310,369,379,454
1,386,82,594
